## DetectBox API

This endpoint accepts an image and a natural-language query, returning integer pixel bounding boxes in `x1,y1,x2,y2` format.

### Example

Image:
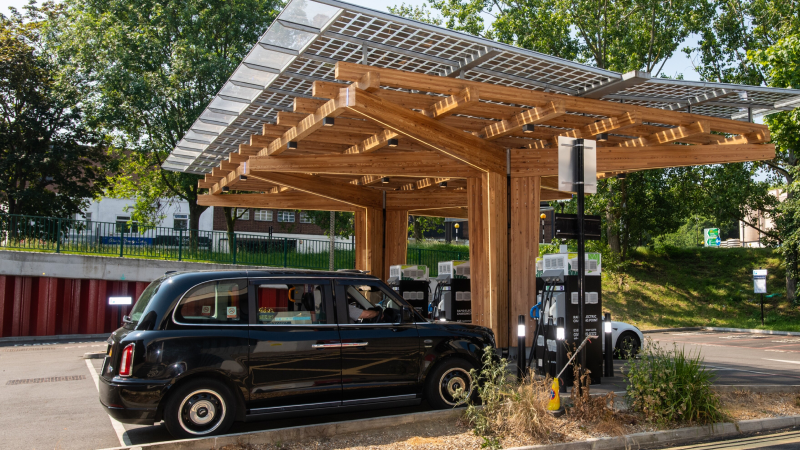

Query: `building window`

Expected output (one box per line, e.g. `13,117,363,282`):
277,210,295,223
254,209,272,222
82,212,92,225
116,215,138,234
174,213,188,230
299,212,312,224
236,208,250,221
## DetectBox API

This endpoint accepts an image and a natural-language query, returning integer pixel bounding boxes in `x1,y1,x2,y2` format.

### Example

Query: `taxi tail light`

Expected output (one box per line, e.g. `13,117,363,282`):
119,343,134,377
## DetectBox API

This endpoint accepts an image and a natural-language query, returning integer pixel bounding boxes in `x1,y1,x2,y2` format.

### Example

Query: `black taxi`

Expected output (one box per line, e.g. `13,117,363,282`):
99,269,495,438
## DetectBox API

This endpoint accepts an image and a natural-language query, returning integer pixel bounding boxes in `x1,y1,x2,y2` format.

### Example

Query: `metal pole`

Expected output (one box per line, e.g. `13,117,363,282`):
232,233,237,265
604,312,614,377
575,138,587,372
761,293,765,325
283,238,288,267
556,317,565,392
56,218,61,253
517,314,526,380
119,227,124,258
329,211,335,271
178,228,183,261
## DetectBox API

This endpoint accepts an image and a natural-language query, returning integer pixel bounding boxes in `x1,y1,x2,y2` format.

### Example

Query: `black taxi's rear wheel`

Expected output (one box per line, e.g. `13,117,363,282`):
164,379,235,439
425,358,475,409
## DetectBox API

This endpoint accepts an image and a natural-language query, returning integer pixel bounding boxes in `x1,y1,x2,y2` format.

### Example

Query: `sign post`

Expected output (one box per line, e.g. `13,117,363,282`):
753,269,767,325
558,136,596,379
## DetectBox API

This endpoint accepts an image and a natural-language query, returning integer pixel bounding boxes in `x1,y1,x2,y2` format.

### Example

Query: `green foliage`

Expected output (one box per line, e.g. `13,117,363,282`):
303,211,355,239
409,215,443,240
54,0,283,228
391,0,704,75
625,341,724,424
0,4,110,217
458,348,514,438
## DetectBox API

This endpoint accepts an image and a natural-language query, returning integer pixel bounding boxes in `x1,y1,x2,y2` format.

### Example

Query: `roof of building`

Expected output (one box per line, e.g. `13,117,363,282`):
164,0,800,174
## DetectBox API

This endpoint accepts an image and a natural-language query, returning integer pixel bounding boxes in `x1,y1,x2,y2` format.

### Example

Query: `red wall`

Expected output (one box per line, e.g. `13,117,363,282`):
0,276,149,337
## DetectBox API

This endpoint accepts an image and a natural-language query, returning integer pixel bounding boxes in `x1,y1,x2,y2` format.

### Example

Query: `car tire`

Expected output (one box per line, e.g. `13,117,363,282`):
615,331,641,359
163,379,236,439
425,358,475,409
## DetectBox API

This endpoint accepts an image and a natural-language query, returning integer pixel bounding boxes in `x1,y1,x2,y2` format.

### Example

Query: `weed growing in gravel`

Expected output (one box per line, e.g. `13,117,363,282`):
625,339,724,424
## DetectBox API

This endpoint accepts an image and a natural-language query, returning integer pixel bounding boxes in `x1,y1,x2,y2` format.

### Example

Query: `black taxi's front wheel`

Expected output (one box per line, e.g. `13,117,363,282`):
425,358,475,409
163,379,236,439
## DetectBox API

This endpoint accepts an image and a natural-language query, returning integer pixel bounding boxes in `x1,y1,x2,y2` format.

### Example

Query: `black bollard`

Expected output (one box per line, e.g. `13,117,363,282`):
604,312,614,377
517,314,526,380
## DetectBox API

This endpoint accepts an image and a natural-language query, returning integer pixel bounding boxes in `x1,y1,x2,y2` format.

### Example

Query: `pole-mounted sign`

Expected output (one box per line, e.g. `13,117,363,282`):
754,268,767,325
557,136,597,378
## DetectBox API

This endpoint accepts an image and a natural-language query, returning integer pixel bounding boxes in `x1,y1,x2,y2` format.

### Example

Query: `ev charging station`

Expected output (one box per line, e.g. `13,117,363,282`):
388,265,430,317
432,261,471,322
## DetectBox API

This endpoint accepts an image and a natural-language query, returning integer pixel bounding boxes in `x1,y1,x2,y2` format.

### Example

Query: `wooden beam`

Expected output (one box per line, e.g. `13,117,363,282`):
409,207,468,219
477,101,566,140
355,207,384,276
247,152,480,178
468,173,508,346
399,177,451,191
510,176,540,346
348,88,507,173
334,62,769,135
351,175,386,186
385,210,409,280
386,190,467,210
509,143,776,177
197,193,359,212
617,121,710,148
421,87,480,118
561,112,641,139
248,171,382,209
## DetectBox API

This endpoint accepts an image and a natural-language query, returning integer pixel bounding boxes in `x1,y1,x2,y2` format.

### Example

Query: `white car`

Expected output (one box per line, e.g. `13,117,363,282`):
601,320,644,358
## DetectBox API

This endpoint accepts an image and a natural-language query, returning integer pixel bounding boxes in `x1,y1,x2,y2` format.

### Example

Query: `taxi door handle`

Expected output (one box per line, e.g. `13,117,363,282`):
341,342,368,348
311,343,342,349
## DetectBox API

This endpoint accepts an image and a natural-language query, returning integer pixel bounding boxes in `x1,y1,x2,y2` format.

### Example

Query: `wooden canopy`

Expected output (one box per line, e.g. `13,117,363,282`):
197,62,774,346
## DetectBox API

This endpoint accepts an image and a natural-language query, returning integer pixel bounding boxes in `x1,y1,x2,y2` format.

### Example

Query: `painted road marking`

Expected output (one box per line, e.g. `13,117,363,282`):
763,359,800,365
84,359,131,446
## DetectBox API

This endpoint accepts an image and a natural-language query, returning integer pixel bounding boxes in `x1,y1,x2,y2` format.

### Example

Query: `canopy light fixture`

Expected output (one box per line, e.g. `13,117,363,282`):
239,175,247,181
522,124,535,134
387,138,398,147
596,132,608,142
439,181,447,188
222,186,230,192
287,141,298,150
617,173,627,180
323,117,335,127
382,177,390,184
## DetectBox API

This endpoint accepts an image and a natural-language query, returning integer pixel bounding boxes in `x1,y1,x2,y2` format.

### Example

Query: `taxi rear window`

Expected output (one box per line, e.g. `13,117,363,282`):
174,279,248,325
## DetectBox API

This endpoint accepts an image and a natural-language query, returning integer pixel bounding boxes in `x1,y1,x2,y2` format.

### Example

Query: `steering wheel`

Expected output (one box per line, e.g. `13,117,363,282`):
366,306,384,323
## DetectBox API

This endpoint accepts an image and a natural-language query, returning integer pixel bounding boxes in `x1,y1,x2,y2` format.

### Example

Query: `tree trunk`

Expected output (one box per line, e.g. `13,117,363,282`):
606,181,620,253
223,206,238,256
188,201,208,254
411,215,422,241
619,178,629,261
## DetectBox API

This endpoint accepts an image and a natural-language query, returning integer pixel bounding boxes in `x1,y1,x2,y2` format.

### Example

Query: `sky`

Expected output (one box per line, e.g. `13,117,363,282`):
0,0,703,81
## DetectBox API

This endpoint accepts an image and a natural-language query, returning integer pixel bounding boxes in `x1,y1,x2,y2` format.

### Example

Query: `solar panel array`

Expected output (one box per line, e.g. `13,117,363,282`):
164,0,800,174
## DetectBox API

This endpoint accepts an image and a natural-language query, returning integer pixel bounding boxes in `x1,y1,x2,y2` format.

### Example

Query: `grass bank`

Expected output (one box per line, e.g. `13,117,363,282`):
603,246,800,331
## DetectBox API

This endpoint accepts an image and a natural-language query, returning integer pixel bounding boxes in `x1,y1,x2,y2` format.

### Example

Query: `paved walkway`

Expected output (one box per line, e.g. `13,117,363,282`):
660,429,800,449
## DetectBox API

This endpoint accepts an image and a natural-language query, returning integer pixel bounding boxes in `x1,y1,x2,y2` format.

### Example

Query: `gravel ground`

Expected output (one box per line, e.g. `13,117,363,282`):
218,393,800,450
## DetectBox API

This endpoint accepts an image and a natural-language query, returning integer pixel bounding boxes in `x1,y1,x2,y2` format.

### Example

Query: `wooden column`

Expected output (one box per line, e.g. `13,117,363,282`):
468,172,509,347
384,209,409,280
354,207,385,277
510,176,540,346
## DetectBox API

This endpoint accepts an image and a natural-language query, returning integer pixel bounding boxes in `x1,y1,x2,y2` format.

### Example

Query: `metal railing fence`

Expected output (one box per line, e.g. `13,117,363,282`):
0,213,468,273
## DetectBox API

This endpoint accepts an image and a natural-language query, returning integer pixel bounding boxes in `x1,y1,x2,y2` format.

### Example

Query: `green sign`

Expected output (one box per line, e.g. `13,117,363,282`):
704,228,721,247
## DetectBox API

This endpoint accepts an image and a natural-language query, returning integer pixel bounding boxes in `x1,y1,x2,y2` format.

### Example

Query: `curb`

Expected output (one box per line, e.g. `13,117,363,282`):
713,385,800,394
506,415,800,450
642,327,702,334
99,408,463,450
0,333,108,344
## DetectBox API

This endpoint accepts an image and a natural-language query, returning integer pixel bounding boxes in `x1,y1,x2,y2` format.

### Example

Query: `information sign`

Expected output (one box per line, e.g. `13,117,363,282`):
753,269,767,294
704,228,721,247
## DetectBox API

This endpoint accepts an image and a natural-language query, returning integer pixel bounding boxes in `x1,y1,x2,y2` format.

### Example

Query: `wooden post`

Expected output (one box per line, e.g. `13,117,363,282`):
384,209,409,280
510,176,540,347
468,172,509,347
355,207,384,277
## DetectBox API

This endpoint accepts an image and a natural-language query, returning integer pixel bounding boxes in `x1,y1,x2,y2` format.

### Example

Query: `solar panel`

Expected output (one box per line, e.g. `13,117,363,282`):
165,0,800,173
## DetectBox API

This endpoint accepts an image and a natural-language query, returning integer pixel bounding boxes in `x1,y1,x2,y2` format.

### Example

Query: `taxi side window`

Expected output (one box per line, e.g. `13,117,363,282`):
174,279,248,325
255,282,329,325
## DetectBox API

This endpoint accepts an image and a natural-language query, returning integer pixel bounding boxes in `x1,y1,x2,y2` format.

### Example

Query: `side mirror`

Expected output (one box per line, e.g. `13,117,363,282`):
402,306,413,323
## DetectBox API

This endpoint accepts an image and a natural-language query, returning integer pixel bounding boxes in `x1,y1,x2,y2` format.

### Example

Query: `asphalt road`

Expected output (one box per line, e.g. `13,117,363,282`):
1,329,799,449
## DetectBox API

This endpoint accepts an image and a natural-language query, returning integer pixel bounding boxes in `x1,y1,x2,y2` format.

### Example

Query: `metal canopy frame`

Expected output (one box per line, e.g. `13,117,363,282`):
163,0,800,174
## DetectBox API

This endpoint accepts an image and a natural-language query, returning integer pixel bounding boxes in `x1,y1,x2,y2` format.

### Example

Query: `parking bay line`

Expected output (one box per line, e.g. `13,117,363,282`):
763,359,800,365
84,359,131,447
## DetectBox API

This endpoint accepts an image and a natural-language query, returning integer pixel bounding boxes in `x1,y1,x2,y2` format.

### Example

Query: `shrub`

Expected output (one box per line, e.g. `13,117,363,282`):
625,340,724,424
457,348,563,444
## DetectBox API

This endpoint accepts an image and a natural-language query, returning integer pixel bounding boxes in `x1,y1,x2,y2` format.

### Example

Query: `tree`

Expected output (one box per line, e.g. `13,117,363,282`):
409,215,442,241
54,0,282,233
394,0,703,75
222,206,249,255
304,210,355,238
0,4,109,218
